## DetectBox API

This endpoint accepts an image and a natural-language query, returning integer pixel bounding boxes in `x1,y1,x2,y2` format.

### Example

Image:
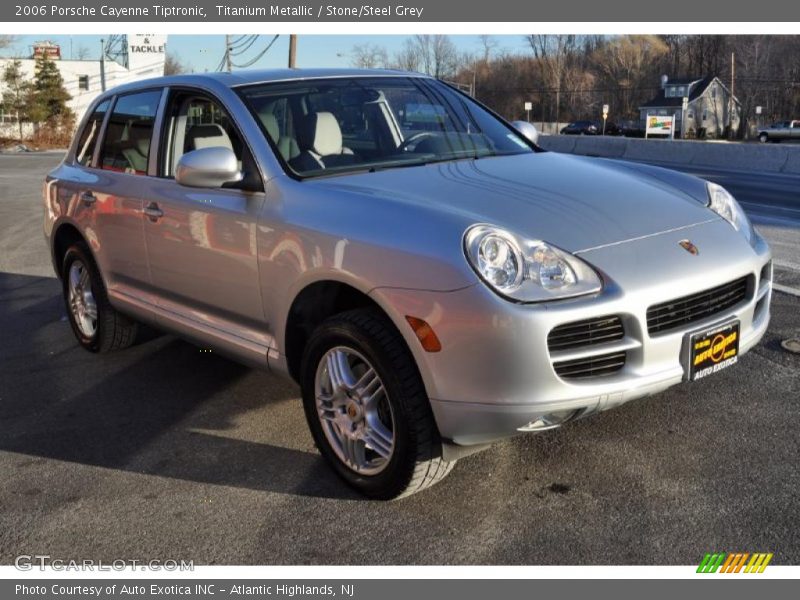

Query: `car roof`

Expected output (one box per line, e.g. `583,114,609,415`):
97,68,431,97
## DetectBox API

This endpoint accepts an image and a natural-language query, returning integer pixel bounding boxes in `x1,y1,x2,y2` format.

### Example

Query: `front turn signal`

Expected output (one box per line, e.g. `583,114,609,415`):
405,316,442,353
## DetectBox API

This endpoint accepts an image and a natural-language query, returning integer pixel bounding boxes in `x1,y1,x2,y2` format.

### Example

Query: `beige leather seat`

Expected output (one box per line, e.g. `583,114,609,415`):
259,111,300,162
185,123,234,151
291,112,357,171
120,120,152,173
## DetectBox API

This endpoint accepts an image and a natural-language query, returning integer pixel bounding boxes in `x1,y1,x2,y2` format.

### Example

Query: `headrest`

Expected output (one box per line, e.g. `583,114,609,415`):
121,120,151,155
259,111,280,142
186,123,233,151
299,112,342,156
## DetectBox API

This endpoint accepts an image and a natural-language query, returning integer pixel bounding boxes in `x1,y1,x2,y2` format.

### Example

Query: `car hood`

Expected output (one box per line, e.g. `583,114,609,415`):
307,152,716,254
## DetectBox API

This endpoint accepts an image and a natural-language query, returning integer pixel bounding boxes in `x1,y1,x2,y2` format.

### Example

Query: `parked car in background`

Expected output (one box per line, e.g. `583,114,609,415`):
560,120,622,136
757,120,800,143
560,120,599,135
44,69,772,499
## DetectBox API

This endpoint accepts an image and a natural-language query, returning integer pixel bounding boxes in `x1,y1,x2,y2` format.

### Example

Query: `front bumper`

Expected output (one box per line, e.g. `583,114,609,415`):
371,219,772,446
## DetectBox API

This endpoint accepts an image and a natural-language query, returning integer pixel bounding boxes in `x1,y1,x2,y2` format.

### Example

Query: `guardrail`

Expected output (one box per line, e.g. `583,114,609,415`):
537,135,800,175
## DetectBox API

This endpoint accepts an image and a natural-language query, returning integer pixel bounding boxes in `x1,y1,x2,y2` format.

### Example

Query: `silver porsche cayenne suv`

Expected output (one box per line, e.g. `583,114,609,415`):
44,69,772,498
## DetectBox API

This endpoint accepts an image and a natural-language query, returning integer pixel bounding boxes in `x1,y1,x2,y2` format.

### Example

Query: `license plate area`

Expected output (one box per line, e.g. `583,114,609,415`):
688,321,740,381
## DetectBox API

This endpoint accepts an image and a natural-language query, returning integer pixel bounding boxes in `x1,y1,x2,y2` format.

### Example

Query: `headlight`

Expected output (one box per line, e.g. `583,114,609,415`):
707,182,753,244
464,224,602,302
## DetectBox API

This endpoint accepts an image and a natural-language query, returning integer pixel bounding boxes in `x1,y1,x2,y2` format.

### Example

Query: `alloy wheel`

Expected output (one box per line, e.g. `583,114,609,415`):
314,346,395,475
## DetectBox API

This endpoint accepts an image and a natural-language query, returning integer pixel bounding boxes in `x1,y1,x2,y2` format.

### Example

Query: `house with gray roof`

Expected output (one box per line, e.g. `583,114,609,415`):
639,76,741,139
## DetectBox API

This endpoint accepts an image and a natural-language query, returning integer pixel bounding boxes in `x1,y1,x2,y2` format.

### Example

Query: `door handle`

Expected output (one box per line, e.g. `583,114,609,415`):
143,202,164,221
80,191,96,206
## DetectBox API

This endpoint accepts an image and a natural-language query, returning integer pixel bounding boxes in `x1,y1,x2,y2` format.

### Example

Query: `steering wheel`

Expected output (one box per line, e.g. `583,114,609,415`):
397,132,437,152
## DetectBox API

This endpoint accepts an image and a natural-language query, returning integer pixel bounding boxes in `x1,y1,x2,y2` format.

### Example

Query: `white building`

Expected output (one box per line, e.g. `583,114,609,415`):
1,35,167,137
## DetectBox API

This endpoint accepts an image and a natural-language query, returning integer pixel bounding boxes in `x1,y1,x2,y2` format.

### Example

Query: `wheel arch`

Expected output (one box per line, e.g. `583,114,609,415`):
284,280,387,382
282,279,431,397
52,221,89,279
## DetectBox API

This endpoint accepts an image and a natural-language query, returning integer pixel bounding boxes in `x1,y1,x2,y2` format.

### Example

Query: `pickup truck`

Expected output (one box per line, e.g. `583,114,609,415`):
757,120,800,143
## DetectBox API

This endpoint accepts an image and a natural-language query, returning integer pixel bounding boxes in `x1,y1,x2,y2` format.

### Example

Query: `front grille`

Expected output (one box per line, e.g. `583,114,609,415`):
647,276,749,335
547,316,624,352
553,351,626,379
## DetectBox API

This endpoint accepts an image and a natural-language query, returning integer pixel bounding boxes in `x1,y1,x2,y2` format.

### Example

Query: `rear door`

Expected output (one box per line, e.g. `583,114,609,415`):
72,90,162,300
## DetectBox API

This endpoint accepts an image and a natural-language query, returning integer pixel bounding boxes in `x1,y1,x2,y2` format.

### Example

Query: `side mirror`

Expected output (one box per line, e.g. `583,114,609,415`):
511,121,540,145
175,147,243,189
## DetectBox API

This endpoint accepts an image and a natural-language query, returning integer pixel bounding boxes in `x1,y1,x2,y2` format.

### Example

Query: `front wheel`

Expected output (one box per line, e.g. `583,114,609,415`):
759,133,768,143
300,309,454,499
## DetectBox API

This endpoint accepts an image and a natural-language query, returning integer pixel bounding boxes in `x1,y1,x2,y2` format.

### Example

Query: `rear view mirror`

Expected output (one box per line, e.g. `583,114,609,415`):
175,147,243,188
511,121,540,145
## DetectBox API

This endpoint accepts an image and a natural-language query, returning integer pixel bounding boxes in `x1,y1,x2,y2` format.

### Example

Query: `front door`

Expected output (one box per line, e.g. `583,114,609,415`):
142,90,269,351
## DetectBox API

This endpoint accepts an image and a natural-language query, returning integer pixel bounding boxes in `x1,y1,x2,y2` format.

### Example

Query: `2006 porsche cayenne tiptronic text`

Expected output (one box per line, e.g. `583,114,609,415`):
44,69,772,499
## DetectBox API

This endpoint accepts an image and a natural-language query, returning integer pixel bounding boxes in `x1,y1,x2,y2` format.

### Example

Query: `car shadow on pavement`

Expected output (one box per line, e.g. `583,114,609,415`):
0,271,360,501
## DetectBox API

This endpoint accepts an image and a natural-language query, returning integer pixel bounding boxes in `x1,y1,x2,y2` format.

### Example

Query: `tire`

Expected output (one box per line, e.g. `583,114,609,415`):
62,242,138,353
759,133,768,143
300,308,454,499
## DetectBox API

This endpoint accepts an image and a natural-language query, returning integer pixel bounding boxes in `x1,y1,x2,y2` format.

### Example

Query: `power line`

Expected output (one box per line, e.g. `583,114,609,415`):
230,35,259,56
231,35,280,69
226,35,250,49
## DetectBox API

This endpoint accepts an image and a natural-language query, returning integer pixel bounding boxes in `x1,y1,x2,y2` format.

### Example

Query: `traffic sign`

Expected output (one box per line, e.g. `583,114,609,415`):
756,106,763,115
524,101,532,111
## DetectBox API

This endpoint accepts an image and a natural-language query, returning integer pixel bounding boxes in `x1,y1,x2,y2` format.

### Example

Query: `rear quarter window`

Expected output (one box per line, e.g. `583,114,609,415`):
74,99,110,167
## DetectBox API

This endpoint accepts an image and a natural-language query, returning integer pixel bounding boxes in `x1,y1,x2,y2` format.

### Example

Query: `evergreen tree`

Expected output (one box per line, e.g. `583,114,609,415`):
1,59,30,140
26,54,73,128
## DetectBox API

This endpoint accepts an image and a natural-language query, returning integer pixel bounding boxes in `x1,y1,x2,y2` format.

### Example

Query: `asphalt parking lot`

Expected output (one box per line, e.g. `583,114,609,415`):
1,152,798,565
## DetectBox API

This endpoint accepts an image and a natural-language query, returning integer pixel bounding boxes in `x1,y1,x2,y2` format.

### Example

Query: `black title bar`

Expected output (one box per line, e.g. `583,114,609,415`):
4,0,800,22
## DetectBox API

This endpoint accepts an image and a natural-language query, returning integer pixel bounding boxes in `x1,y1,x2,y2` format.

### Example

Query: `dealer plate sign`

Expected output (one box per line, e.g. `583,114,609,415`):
689,322,740,381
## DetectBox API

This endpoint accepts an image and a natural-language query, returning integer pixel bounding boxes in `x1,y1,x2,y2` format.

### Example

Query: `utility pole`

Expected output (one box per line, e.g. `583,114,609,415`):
471,61,477,98
99,38,106,92
224,34,232,72
288,34,297,68
729,51,735,139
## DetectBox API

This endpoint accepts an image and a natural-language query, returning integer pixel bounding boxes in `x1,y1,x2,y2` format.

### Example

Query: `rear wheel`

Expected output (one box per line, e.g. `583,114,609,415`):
300,309,454,499
62,243,138,353
759,132,768,143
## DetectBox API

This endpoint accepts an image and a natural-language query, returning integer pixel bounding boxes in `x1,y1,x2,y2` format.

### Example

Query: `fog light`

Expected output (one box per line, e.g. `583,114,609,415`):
518,409,577,432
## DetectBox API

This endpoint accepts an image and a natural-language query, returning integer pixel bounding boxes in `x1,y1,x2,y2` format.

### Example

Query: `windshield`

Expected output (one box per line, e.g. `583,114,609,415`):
238,76,534,178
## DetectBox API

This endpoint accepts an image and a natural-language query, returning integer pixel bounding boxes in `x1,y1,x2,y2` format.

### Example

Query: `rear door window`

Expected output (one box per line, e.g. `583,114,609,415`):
99,90,162,175
74,99,110,167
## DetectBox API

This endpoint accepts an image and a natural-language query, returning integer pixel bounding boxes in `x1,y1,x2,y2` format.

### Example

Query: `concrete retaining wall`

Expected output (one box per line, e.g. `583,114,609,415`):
537,135,800,175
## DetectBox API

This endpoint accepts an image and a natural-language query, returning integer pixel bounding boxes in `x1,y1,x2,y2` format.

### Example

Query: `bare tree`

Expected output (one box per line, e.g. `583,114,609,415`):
527,34,578,125
478,35,498,63
73,44,91,60
592,35,669,117
428,35,460,79
0,35,16,51
350,43,389,69
393,35,460,79
390,39,417,72
164,52,189,76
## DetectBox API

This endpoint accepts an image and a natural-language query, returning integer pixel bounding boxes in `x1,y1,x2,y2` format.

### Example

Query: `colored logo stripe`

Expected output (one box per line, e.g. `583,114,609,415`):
745,553,773,573
697,552,773,573
697,553,726,573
